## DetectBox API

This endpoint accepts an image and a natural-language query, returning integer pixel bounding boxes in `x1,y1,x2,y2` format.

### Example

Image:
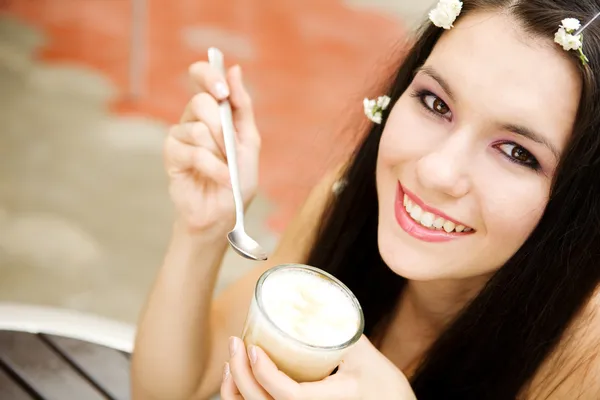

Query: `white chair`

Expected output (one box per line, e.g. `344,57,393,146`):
0,302,135,353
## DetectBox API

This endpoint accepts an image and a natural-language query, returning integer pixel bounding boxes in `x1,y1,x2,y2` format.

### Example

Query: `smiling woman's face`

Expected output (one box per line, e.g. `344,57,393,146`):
375,12,581,281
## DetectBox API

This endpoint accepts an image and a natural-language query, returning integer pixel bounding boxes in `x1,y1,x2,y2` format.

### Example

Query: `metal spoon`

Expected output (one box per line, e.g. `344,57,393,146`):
207,47,268,261
574,11,600,36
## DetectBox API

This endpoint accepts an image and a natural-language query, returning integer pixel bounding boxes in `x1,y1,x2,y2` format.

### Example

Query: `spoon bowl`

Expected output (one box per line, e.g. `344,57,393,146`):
228,229,268,261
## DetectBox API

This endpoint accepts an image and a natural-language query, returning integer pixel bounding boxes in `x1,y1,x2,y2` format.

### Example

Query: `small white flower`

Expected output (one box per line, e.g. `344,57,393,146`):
560,18,581,32
429,0,463,30
554,27,582,51
553,18,588,66
440,0,463,14
363,99,375,119
377,96,390,110
363,98,375,114
429,7,456,30
363,95,391,125
555,15,597,66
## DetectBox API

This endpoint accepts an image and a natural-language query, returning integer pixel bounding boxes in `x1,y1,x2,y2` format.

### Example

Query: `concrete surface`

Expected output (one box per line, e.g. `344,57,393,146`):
0,1,437,325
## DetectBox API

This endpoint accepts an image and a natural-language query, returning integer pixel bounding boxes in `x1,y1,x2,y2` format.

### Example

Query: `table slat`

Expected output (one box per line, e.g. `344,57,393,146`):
43,334,131,400
0,366,36,400
0,331,107,400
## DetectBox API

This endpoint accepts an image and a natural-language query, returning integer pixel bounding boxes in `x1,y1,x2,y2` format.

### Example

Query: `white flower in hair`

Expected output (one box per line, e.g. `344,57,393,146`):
560,18,581,32
363,95,391,125
377,95,390,110
554,18,588,65
429,0,463,30
554,27,582,51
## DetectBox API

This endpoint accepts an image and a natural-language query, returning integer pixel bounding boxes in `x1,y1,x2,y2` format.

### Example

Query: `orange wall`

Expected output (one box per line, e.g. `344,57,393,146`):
5,0,407,231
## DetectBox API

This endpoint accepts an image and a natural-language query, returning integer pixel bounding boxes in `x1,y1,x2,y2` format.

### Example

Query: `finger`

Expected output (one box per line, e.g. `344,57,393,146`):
180,92,225,144
221,362,244,400
248,345,301,400
338,335,372,371
164,136,196,172
179,93,226,159
227,65,260,146
164,138,230,186
193,147,231,186
188,61,230,100
297,375,357,400
249,346,356,400
169,122,224,159
229,337,273,400
339,335,389,374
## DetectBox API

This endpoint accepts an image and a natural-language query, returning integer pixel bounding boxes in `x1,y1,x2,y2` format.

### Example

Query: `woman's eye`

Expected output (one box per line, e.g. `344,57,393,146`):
496,143,540,169
421,93,452,118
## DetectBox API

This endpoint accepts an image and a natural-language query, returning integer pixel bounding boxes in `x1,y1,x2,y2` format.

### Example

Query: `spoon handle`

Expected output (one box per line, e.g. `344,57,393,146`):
208,47,245,230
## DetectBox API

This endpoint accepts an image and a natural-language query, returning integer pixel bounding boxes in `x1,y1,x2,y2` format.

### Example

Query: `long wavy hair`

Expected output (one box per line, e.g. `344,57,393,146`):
306,0,600,398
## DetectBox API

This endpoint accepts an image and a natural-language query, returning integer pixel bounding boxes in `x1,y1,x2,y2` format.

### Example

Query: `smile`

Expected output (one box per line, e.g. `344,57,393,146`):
394,183,474,243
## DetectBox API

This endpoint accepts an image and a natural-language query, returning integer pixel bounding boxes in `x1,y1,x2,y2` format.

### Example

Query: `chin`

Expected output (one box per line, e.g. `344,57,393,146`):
376,219,492,282
376,223,447,281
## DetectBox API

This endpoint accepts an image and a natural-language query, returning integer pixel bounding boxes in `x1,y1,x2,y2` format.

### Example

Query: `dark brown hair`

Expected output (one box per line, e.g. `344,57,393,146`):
307,0,600,398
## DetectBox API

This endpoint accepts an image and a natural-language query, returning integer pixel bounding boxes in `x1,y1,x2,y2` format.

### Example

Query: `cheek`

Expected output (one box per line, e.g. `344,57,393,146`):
377,98,433,167
480,181,549,247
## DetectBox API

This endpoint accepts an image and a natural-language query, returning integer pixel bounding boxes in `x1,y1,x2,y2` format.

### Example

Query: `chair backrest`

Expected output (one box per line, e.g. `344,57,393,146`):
0,302,135,352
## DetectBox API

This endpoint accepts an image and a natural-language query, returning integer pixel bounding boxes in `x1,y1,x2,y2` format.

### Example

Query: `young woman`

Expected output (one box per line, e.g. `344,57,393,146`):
131,0,600,398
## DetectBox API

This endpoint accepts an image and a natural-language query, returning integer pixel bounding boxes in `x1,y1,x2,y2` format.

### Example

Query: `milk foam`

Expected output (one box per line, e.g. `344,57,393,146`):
260,269,359,347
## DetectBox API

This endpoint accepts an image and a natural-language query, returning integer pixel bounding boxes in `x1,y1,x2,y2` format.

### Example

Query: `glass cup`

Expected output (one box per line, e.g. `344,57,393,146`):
241,264,365,382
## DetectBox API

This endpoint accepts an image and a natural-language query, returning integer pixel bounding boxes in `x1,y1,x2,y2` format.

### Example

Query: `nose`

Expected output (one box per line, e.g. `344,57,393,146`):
416,135,472,198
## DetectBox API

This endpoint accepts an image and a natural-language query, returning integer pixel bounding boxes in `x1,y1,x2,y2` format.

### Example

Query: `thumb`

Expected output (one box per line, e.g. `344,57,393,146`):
227,65,260,145
338,335,379,372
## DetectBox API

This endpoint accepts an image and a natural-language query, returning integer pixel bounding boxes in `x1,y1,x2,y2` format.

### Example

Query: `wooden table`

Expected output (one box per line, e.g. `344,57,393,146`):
0,330,131,400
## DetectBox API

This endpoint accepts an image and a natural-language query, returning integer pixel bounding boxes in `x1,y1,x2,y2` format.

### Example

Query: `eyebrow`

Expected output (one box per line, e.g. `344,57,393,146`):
502,124,560,160
415,66,560,160
416,66,456,101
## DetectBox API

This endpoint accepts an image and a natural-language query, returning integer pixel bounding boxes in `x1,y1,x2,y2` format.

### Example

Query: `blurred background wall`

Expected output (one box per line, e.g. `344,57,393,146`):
0,0,437,324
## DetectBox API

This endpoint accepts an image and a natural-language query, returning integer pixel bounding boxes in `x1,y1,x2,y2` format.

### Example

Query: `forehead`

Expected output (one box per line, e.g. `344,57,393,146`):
424,12,581,150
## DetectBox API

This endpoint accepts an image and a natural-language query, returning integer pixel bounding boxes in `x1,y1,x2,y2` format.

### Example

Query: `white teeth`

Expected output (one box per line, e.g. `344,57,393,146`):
402,195,472,233
420,212,435,228
433,217,445,230
443,221,456,233
410,205,423,220
421,212,435,228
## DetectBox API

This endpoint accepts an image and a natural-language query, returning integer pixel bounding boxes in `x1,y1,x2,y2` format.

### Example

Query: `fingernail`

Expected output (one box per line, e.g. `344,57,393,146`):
229,336,237,357
248,345,257,364
223,362,230,381
214,82,230,99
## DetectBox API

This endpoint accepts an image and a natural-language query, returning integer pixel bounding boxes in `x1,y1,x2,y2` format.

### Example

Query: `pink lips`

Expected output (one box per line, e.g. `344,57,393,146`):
394,183,473,243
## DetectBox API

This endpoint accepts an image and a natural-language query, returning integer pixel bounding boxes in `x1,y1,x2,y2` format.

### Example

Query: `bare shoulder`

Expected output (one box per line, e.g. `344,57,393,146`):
524,289,600,399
